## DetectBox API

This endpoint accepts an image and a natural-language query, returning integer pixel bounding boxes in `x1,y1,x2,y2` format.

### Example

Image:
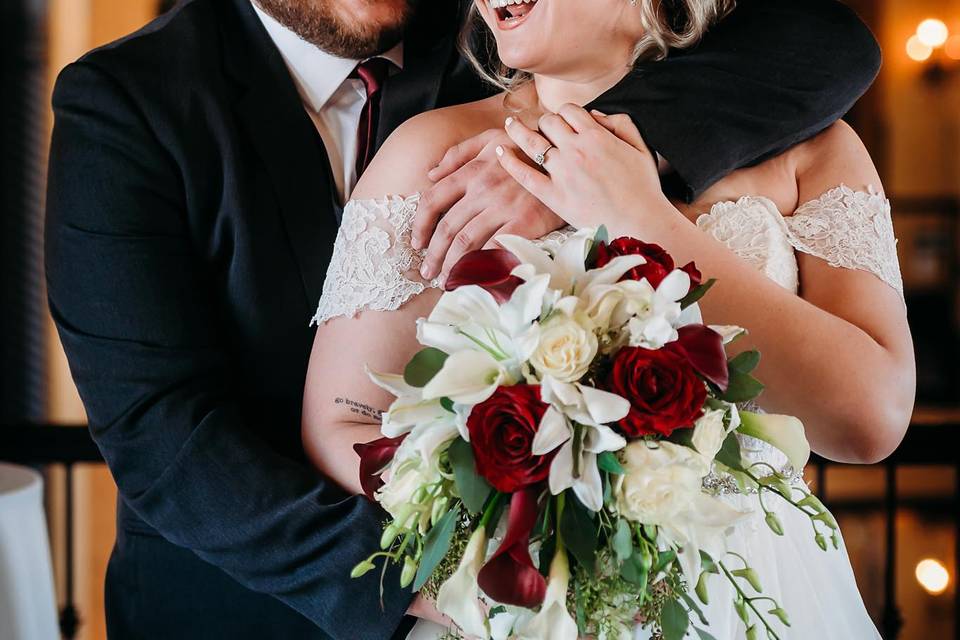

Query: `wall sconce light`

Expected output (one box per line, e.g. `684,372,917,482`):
907,18,960,83
915,558,950,596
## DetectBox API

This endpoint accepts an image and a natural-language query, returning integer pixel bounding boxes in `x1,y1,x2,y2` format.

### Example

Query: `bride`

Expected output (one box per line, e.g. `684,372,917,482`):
302,0,915,637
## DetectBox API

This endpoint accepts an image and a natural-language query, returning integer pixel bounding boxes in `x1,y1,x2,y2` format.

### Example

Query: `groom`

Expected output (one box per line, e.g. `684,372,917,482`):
45,0,879,638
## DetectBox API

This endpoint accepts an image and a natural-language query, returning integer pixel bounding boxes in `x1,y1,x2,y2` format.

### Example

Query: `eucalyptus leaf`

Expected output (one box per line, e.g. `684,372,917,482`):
619,549,649,589
661,599,690,640
679,278,717,310
597,450,625,475
412,504,460,591
695,628,719,640
612,519,632,563
719,368,765,403
715,432,746,472
448,438,492,515
682,592,709,626
560,492,598,573
403,347,449,387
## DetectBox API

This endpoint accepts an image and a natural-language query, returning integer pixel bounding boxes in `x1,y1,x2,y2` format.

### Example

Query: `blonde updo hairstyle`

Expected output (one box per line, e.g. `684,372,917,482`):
459,0,736,91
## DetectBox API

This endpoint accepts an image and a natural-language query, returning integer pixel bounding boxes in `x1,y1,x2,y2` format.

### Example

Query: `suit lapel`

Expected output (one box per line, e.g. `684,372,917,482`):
221,0,337,308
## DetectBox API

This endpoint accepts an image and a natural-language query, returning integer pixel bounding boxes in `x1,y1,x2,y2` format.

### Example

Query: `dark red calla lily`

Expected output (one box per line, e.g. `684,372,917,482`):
354,435,405,501
445,249,523,304
676,324,729,391
477,488,546,608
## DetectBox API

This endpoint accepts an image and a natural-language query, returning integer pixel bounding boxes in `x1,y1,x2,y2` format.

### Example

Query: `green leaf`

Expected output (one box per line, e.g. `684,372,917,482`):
560,492,598,573
597,451,625,475
612,518,632,563
403,347,449,387
440,397,455,413
412,504,460,590
575,578,588,634
619,548,649,588
729,350,761,374
679,277,717,310
447,438,492,515
719,368,765,403
661,599,690,640
682,591,709,626
715,431,746,472
585,225,610,268
488,606,507,618
694,628,719,640
653,549,677,576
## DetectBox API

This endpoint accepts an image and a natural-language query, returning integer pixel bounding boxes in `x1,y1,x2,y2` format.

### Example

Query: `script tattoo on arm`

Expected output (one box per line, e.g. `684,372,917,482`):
334,397,383,421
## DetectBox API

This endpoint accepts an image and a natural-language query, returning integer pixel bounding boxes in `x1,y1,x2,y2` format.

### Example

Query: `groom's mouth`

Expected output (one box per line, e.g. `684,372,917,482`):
489,0,539,30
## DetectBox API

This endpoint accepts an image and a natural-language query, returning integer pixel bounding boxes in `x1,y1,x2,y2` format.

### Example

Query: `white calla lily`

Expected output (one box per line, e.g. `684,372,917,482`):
422,349,509,407
737,411,810,471
436,528,490,639
515,547,578,640
709,324,747,345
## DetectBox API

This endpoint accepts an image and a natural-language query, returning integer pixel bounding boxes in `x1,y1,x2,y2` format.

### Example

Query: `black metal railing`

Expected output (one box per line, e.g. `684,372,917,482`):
2,419,957,640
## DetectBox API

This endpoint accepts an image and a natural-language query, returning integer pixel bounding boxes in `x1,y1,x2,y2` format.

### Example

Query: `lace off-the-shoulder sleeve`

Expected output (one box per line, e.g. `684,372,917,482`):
784,185,904,297
311,194,441,325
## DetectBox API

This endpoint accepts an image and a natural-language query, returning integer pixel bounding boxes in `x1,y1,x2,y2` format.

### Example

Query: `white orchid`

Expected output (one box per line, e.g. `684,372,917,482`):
436,528,490,639
532,377,628,511
515,546,578,640
377,420,458,524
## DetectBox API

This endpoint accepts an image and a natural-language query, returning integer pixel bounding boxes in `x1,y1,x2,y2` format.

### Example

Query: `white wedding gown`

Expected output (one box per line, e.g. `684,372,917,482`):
315,185,901,639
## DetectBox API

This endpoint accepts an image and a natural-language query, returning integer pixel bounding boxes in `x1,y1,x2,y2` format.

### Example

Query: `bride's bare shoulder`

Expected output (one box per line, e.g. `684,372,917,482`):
351,95,506,200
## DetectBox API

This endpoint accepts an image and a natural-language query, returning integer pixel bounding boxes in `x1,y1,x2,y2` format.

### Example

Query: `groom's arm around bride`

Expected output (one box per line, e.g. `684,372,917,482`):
44,0,879,638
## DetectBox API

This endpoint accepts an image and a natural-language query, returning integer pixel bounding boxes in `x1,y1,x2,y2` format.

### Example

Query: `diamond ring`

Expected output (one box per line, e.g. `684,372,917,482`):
533,144,555,166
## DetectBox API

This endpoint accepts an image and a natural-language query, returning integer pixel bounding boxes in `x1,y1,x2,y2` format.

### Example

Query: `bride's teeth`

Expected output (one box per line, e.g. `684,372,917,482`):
489,0,536,10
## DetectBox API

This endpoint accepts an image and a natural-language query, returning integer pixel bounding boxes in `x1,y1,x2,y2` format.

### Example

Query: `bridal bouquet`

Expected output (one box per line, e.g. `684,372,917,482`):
351,227,839,640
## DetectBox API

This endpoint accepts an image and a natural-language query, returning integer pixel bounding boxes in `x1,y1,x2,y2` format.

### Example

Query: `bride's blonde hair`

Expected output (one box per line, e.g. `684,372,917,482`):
459,0,735,91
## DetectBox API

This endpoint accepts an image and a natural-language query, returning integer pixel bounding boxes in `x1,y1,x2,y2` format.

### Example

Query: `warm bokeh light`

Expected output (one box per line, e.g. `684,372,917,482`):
907,35,934,62
915,558,950,595
946,35,960,60
917,18,950,48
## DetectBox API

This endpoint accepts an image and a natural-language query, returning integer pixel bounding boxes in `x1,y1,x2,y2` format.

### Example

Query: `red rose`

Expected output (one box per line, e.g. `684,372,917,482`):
595,238,702,288
467,385,554,493
603,345,707,438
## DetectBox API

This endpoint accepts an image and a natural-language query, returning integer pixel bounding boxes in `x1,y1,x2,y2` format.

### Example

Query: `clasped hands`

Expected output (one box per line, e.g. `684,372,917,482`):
412,105,677,281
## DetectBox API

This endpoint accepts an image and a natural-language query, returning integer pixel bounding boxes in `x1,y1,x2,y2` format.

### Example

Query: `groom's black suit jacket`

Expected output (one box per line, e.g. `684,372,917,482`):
45,0,879,638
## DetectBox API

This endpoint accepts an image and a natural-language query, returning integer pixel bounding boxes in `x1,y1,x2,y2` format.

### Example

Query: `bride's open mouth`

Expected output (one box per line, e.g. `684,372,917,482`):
488,0,540,30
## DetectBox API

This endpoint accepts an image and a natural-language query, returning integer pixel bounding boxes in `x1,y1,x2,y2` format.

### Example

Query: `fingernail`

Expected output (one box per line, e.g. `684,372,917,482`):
505,117,514,126
420,264,431,279
590,109,607,117
495,145,504,157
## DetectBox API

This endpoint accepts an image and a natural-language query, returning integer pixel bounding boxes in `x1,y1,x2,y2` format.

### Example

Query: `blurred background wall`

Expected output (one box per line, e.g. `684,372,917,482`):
0,1,957,639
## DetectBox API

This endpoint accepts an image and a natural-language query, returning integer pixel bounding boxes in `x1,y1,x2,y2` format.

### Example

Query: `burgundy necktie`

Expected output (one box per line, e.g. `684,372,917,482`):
352,58,392,176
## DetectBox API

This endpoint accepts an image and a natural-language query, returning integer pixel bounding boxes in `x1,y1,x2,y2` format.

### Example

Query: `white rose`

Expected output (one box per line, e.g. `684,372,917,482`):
615,441,709,525
692,408,728,460
530,313,598,383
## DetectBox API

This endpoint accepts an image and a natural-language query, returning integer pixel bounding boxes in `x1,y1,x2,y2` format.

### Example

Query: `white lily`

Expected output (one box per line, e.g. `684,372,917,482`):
515,546,578,640
615,269,690,349
533,377,628,511
422,349,512,408
737,411,810,471
497,229,647,296
436,527,490,639
366,369,449,438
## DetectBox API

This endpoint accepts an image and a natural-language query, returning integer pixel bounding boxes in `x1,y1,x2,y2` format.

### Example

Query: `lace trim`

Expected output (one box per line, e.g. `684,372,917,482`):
312,194,578,325
311,194,441,325
786,184,904,297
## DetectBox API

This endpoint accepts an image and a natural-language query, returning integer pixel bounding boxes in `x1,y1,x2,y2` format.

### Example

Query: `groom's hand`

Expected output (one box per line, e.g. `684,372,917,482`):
413,128,565,280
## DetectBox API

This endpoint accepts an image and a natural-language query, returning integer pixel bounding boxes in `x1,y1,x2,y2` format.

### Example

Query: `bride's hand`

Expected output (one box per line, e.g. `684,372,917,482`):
496,105,678,235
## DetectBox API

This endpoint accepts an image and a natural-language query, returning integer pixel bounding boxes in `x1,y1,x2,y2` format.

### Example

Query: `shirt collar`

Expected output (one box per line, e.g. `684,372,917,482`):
251,2,404,113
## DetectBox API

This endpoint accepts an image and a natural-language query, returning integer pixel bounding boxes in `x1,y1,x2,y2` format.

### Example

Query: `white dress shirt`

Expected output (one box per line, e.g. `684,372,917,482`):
252,3,403,203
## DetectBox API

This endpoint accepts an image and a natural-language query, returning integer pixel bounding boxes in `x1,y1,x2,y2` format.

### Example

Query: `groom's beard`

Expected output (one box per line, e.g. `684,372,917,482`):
253,0,419,59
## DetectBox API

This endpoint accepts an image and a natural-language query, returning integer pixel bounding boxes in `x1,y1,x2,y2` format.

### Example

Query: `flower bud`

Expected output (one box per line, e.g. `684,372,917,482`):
814,511,839,530
831,531,841,550
769,606,791,627
400,556,418,588
734,596,749,624
350,559,376,579
431,496,450,526
695,572,710,605
797,494,826,513
746,624,759,640
380,524,399,550
733,567,762,593
815,533,828,551
765,512,784,536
